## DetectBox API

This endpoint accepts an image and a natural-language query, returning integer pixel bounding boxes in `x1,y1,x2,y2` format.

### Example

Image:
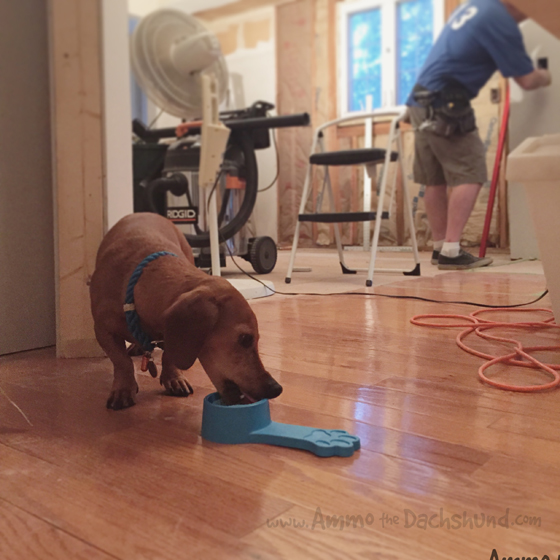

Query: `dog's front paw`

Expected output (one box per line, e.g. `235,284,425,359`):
106,382,139,410
160,373,194,397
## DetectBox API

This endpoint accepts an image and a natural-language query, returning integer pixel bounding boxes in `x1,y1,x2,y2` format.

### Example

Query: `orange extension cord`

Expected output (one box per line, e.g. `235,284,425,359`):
411,308,560,393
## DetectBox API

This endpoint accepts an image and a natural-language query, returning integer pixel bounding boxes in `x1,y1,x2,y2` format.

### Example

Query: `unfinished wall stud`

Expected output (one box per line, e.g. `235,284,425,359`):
49,0,105,358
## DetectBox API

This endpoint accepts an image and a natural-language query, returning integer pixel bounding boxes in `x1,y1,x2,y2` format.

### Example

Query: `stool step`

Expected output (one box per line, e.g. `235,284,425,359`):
298,211,390,223
310,149,398,167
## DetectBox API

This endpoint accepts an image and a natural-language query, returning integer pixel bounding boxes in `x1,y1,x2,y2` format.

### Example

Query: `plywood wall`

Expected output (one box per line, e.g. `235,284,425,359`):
205,9,274,55
276,0,316,247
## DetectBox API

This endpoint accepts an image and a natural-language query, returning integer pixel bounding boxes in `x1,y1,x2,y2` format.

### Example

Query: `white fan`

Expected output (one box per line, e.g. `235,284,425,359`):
131,8,232,276
131,9,229,119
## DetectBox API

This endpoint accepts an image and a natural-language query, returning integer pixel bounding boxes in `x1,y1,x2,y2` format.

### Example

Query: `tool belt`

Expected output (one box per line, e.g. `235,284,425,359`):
412,83,476,137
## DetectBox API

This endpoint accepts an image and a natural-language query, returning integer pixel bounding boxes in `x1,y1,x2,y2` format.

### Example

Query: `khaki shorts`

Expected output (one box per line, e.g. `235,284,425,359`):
408,106,488,187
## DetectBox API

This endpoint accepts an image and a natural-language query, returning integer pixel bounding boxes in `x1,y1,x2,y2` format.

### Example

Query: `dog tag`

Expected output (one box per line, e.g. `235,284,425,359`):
140,353,158,378
141,353,151,372
147,360,158,378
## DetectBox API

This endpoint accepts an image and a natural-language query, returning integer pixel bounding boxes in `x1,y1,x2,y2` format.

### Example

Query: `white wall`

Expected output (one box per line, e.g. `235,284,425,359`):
226,44,278,241
102,0,134,228
203,7,278,241
508,20,560,259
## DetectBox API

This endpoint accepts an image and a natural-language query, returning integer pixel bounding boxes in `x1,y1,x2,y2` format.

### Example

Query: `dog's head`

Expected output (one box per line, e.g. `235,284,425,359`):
163,281,282,405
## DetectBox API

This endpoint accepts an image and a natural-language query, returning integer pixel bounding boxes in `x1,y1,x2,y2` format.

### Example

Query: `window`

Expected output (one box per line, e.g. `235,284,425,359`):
339,0,444,115
347,7,382,113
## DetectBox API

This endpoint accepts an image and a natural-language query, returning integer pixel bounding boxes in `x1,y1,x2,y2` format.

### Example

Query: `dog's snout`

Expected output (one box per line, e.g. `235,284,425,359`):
264,379,283,400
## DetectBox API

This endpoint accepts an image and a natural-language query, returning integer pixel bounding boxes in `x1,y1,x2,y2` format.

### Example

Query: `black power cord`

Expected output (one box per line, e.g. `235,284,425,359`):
258,126,280,194
221,239,549,309
206,169,224,214
203,158,549,310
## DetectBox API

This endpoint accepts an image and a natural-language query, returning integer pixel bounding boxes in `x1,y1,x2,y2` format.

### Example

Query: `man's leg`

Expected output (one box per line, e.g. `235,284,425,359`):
424,185,448,242
408,107,448,262
425,183,482,243
445,183,482,241
427,126,492,269
424,185,448,264
436,180,492,269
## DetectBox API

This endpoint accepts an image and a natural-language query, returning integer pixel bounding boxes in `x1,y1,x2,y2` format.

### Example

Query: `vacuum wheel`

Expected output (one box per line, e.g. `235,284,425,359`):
248,236,277,274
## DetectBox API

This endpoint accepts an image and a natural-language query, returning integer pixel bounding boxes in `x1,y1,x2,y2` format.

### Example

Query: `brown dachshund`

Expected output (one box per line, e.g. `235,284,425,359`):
89,213,282,410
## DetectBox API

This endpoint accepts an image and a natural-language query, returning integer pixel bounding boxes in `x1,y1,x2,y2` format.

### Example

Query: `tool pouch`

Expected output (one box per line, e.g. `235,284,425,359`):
413,83,476,138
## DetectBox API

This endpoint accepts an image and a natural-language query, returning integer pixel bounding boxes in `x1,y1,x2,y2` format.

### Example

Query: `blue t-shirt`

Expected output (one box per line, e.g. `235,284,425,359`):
407,0,534,105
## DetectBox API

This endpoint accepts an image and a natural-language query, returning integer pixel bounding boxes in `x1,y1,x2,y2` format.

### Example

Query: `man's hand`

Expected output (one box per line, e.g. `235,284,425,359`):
175,122,191,138
175,120,203,138
514,69,552,90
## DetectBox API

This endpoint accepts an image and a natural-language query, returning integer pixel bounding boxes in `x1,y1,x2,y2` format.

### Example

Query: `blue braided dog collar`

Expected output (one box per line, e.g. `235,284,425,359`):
124,251,178,352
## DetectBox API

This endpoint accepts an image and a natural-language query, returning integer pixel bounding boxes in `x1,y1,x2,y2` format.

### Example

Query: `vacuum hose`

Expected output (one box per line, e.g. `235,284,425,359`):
144,173,189,214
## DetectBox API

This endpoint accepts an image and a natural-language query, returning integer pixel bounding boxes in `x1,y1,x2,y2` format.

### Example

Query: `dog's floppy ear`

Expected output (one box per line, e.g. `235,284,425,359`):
163,288,220,370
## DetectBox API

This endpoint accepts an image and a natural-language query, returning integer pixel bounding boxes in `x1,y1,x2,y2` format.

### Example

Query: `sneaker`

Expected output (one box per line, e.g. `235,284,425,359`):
431,250,440,265
438,250,493,270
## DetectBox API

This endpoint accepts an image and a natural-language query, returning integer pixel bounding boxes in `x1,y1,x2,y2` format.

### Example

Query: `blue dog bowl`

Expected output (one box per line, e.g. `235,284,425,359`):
201,392,360,458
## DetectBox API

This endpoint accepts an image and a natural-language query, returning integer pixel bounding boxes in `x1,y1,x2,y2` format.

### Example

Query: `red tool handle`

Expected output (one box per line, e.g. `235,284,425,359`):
479,83,510,258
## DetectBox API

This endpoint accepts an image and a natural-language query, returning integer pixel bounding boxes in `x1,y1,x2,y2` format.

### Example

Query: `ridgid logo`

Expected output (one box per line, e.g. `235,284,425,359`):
490,550,557,560
167,207,198,224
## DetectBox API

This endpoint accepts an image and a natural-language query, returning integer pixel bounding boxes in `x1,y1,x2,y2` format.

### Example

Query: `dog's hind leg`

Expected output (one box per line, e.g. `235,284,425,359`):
95,326,139,410
160,351,194,397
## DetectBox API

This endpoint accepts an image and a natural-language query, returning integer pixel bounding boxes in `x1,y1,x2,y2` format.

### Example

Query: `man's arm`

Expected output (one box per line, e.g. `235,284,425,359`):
514,69,552,90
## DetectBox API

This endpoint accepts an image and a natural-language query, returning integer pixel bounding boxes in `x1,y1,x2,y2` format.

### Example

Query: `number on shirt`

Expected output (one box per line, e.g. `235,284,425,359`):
451,6,479,30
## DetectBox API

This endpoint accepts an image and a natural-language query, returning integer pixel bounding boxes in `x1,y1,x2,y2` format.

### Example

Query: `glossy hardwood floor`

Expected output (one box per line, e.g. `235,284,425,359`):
1,261,559,560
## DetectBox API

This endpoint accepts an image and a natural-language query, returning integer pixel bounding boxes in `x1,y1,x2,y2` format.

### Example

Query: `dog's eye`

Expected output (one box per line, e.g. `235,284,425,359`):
238,334,254,348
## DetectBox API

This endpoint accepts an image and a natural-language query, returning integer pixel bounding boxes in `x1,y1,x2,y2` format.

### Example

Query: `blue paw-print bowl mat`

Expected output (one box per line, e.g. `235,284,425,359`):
201,392,360,458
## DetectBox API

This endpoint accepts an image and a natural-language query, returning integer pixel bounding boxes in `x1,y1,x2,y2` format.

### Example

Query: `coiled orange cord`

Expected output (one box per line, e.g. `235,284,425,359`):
411,309,560,392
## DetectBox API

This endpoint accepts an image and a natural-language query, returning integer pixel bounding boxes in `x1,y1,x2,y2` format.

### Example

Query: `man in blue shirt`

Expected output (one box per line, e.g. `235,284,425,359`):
407,0,551,270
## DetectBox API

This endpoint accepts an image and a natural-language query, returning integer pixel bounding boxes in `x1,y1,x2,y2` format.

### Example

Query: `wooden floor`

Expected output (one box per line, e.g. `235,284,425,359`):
1,258,559,560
